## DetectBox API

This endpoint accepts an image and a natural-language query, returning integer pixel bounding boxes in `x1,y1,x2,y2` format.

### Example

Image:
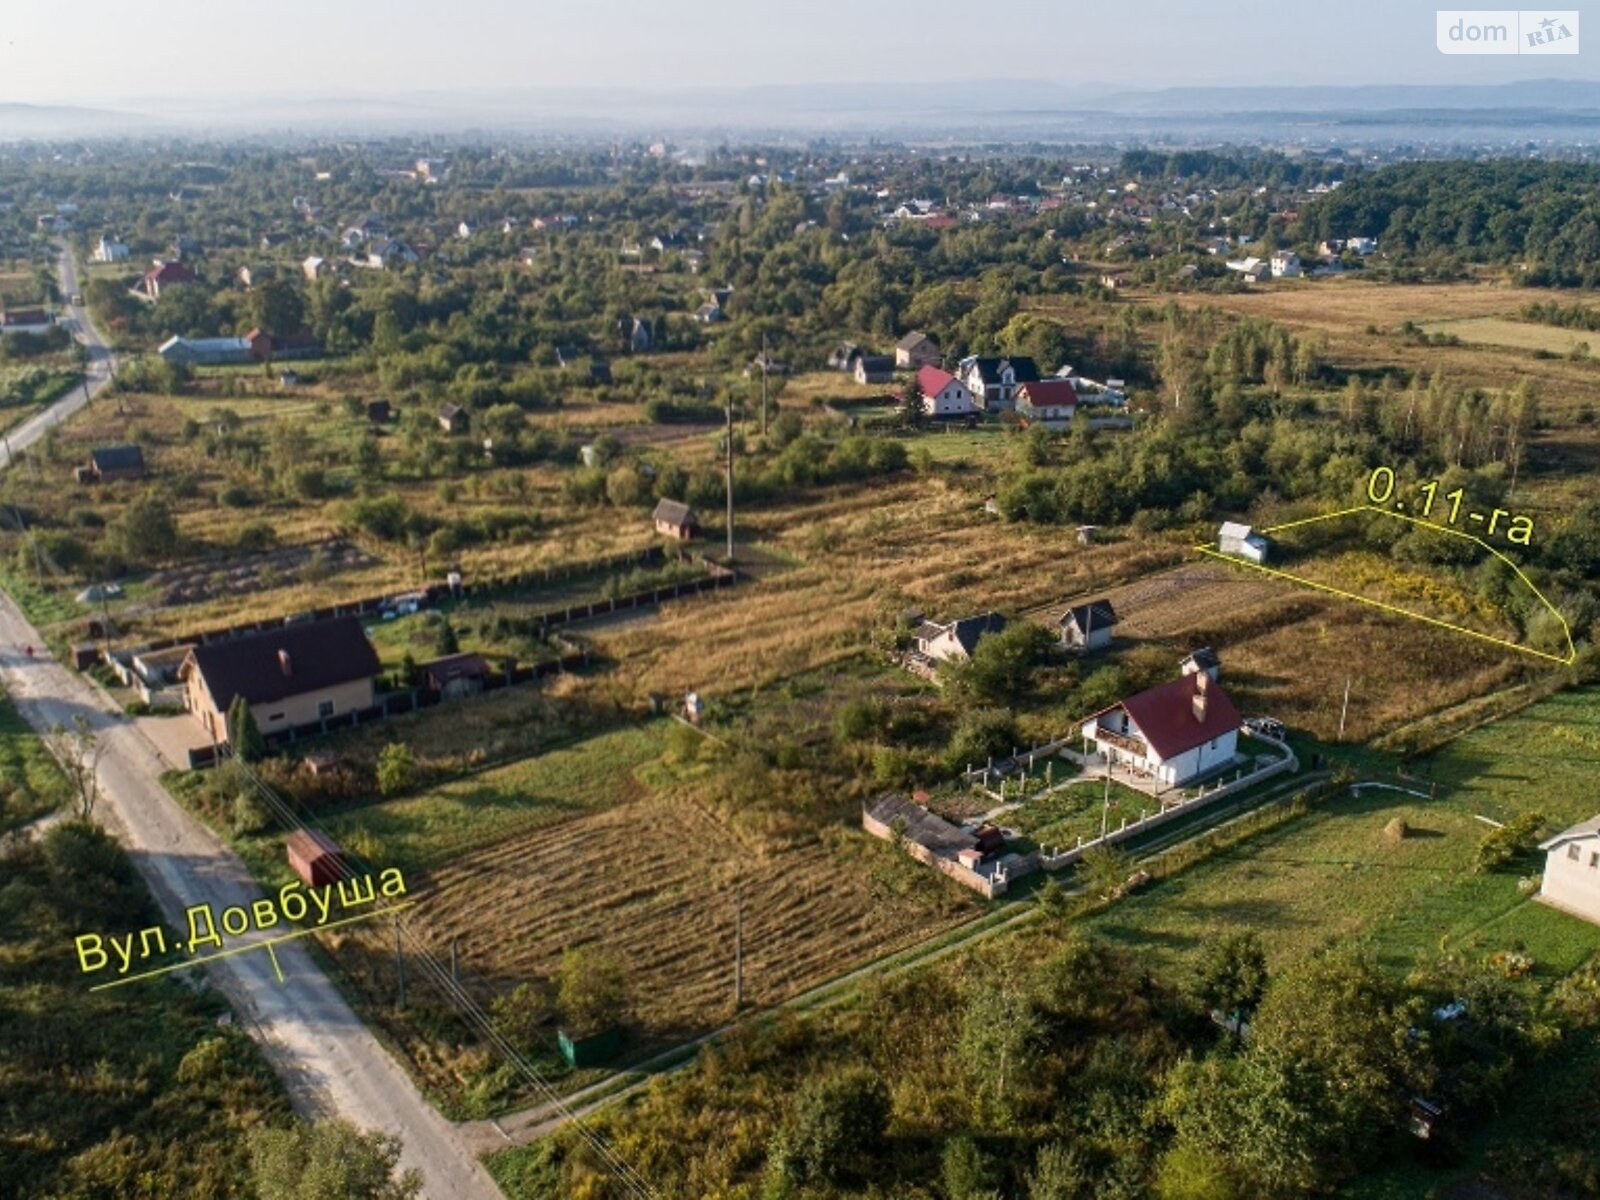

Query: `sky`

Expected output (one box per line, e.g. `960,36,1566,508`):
1,0,1594,106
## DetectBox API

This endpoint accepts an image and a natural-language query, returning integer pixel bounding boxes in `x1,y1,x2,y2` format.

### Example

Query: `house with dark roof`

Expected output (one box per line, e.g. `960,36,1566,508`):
895,330,940,369
827,341,865,372
853,354,895,385
653,498,699,540
422,652,492,700
1059,599,1118,652
958,355,1041,411
80,444,146,483
1539,816,1600,926
438,403,469,434
863,793,1028,897
914,612,1006,664
1081,671,1242,788
179,616,381,746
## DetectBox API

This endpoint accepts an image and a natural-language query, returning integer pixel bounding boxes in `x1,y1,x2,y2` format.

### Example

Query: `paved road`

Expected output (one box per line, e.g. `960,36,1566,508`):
0,242,112,467
0,248,502,1199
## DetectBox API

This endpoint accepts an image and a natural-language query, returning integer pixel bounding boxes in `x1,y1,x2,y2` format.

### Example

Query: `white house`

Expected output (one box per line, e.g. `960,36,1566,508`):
1539,817,1600,926
913,366,978,418
302,256,328,281
1270,250,1302,278
1081,672,1242,788
94,236,130,263
914,612,1006,664
1059,599,1118,651
1346,236,1378,256
958,355,1041,411
1219,521,1271,565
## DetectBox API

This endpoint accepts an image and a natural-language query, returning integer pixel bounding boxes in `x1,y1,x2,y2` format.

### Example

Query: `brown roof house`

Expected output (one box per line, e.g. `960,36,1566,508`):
78,444,147,483
179,616,381,746
422,652,491,700
653,498,699,540
1080,671,1242,789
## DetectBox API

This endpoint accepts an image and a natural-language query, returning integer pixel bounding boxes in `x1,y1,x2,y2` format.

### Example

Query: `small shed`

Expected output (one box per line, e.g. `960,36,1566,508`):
653,498,699,540
438,403,469,434
423,652,491,699
70,642,101,671
81,444,146,483
1218,521,1271,565
286,829,345,887
1059,599,1118,652
558,1026,624,1068
365,399,392,423
684,690,705,723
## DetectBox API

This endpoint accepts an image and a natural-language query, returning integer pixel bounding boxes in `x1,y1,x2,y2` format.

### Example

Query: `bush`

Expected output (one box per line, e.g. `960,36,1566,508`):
1475,811,1545,873
376,743,415,796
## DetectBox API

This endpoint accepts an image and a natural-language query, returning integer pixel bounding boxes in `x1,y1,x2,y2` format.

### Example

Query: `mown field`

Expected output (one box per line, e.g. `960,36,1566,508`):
1420,314,1596,355
308,716,980,1108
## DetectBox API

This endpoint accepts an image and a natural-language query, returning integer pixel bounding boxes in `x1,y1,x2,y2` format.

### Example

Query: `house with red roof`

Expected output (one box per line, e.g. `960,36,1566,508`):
913,365,978,418
1014,378,1080,428
1080,671,1242,788
138,259,195,301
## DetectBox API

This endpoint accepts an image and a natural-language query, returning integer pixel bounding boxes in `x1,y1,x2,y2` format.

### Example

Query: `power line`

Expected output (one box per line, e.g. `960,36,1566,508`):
226,752,660,1199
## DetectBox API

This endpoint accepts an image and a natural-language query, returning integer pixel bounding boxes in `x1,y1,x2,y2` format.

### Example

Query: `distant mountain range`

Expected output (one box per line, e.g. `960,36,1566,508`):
7,79,1600,140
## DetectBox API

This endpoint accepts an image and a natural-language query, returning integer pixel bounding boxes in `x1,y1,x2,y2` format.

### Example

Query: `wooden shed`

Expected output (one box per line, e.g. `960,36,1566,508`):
286,829,345,888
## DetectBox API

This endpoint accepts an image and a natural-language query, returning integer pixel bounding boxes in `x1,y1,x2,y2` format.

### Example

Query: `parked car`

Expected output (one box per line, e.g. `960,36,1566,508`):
1245,716,1288,740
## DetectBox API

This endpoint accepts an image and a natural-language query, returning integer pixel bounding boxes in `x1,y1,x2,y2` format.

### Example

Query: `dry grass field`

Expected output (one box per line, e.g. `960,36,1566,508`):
1033,560,1531,742
398,794,977,1037
1419,315,1596,355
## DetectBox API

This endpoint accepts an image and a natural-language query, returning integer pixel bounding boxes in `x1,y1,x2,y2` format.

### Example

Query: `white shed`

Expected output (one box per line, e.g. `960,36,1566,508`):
1219,521,1271,565
1539,817,1600,926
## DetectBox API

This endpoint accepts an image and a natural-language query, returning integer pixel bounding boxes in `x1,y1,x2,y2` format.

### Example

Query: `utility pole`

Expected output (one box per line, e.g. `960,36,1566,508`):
733,885,744,1011
724,393,735,562
1338,676,1352,741
393,917,406,1009
755,331,768,438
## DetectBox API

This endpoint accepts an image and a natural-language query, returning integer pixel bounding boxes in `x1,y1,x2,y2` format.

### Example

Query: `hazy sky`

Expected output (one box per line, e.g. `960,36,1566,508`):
1,0,1593,105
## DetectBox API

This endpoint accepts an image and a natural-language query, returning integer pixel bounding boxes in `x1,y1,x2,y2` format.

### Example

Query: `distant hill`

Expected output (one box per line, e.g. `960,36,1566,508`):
0,102,153,138
1090,79,1600,113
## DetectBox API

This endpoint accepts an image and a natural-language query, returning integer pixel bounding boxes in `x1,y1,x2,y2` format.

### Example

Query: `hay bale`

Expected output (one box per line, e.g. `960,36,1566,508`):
1384,817,1411,842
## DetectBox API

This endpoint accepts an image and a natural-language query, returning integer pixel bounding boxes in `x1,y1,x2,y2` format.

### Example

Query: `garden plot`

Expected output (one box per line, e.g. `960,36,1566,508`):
147,538,381,607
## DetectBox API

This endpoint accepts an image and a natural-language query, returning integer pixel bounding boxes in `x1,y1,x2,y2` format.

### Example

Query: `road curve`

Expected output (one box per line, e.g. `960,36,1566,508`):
0,247,502,1199
1,242,113,467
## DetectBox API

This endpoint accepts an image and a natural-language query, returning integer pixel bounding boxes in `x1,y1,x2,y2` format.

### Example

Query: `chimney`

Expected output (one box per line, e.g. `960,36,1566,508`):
1192,670,1209,723
278,649,293,677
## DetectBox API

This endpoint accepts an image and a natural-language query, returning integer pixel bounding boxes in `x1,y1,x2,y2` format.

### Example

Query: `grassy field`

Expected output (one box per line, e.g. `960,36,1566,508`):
0,686,65,833
1086,686,1600,982
1420,314,1594,355
319,722,669,871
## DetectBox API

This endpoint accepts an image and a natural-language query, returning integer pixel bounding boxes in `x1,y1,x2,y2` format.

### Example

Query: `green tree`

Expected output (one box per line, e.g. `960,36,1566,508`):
955,622,1055,704
248,1120,421,1200
1078,843,1134,900
110,493,180,563
376,742,415,796
764,1068,889,1191
435,621,460,656
556,946,629,1035
490,982,550,1053
942,1135,1000,1200
226,696,266,762
249,278,307,339
958,982,1041,1119
1028,1142,1094,1200
1191,931,1269,1029
900,372,925,428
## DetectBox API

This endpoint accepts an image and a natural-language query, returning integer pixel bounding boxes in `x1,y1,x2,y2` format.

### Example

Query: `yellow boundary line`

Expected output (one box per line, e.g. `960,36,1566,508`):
1194,504,1576,666
88,902,417,992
